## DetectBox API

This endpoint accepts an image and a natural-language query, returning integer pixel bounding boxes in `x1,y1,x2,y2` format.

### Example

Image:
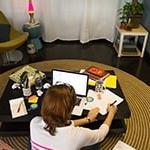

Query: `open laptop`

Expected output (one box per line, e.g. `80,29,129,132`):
52,69,89,105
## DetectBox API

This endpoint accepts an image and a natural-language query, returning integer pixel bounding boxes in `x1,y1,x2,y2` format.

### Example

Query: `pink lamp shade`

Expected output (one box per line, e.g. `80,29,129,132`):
28,0,34,13
27,0,36,24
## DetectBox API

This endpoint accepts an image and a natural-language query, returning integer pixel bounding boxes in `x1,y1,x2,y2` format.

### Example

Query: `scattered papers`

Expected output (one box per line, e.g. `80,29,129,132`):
9,65,45,84
113,140,136,150
72,89,124,116
83,89,124,115
104,75,117,89
9,97,28,119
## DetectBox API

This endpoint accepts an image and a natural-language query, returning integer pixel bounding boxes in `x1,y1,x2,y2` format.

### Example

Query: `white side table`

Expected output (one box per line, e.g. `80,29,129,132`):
113,25,148,57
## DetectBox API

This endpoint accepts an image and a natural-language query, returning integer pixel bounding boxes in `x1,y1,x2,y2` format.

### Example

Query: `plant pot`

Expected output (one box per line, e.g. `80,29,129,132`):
120,22,128,29
120,22,132,31
128,15,143,28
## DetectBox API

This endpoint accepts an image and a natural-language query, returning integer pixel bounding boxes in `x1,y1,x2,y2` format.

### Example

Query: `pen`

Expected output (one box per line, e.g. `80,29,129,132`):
110,100,117,106
25,77,29,88
17,101,23,113
101,73,110,81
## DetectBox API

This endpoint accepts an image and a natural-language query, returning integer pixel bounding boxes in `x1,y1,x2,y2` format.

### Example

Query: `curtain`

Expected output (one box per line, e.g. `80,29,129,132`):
0,0,120,43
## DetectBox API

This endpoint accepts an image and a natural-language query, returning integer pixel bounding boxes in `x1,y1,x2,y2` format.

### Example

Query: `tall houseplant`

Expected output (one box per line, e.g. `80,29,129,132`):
119,0,144,29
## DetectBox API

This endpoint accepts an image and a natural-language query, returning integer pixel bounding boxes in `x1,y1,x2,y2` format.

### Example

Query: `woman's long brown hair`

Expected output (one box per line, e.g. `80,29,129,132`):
41,84,76,136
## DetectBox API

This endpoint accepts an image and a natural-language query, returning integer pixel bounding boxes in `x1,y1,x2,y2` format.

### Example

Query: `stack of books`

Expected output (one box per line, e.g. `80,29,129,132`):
84,66,110,81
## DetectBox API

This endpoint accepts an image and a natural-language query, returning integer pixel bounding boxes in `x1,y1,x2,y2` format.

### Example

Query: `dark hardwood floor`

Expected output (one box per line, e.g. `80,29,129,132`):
0,39,150,86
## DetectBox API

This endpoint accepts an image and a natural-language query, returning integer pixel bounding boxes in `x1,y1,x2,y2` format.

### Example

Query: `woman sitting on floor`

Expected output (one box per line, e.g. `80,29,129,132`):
30,84,117,150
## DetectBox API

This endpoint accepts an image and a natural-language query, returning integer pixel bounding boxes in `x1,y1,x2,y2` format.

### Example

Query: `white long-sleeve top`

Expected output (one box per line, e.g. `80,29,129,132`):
30,116,109,150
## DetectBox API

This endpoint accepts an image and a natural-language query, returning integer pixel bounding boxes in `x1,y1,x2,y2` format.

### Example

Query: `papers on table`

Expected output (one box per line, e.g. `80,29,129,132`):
72,89,124,116
113,140,136,150
84,89,124,115
9,97,28,119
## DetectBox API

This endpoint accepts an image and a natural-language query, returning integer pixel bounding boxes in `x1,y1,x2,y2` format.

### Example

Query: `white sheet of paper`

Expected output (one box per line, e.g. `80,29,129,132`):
112,140,136,150
9,97,28,119
83,89,124,115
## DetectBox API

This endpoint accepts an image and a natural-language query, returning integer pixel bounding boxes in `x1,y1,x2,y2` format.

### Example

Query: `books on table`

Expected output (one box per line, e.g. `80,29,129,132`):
81,66,117,88
84,66,110,81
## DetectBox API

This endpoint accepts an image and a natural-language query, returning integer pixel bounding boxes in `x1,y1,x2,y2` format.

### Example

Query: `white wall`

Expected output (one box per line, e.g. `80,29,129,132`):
0,0,123,42
0,0,12,22
0,0,122,30
0,0,35,29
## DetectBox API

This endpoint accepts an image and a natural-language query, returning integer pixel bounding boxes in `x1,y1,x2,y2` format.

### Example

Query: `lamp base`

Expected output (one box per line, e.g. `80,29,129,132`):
29,13,35,24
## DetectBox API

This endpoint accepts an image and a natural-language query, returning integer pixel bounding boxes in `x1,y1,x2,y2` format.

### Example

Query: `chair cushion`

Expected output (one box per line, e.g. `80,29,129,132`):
0,24,11,42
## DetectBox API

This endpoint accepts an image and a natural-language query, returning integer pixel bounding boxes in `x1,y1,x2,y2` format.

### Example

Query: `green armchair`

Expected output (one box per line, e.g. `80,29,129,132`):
0,11,28,65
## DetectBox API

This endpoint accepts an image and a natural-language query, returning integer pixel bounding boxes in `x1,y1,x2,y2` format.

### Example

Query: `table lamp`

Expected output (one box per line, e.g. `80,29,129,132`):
28,0,35,24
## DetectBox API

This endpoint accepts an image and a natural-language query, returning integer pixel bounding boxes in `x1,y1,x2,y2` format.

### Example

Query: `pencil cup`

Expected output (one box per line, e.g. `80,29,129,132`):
22,87,32,97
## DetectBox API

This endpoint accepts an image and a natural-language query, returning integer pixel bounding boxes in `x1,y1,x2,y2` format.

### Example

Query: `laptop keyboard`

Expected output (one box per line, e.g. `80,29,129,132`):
75,97,82,106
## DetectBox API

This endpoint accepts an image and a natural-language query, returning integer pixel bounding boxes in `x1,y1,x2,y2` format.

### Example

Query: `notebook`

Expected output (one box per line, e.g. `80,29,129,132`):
52,69,89,98
9,97,28,119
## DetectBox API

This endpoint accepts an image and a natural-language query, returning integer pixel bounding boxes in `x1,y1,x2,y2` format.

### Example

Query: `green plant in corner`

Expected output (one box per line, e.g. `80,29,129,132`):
119,0,144,29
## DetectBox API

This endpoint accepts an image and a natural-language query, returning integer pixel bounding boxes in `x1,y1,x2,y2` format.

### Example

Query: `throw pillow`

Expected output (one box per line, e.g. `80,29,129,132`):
0,24,11,42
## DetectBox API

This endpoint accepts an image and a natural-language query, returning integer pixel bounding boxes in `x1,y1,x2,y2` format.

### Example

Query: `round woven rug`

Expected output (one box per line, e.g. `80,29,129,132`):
0,59,150,150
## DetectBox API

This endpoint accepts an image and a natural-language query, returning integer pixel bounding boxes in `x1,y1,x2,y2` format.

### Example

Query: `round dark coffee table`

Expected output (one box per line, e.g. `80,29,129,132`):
0,59,150,150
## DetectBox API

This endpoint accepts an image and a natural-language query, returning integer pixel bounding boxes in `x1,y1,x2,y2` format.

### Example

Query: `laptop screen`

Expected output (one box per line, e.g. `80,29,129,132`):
52,69,89,97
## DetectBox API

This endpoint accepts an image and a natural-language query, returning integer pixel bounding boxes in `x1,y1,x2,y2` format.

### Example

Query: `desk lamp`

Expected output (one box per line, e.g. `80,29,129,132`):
28,0,35,24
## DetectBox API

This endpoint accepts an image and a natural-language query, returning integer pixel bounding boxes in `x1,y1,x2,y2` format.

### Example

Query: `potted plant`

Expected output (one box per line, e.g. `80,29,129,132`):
119,0,144,29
